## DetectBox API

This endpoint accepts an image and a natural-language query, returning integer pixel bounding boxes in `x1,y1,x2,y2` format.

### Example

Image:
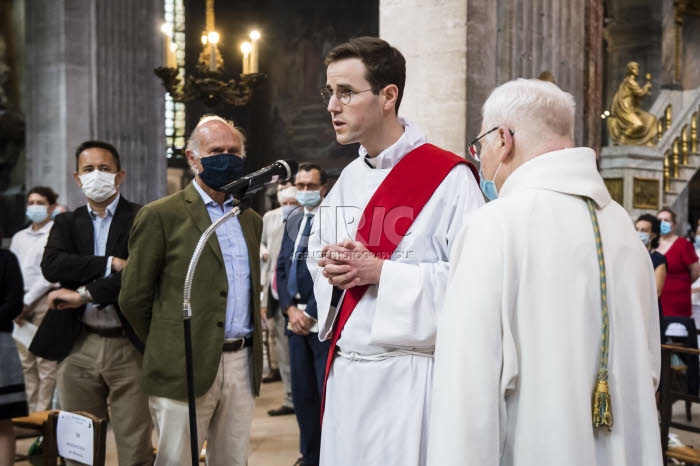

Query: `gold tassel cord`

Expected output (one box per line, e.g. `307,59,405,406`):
586,198,613,431
592,377,613,430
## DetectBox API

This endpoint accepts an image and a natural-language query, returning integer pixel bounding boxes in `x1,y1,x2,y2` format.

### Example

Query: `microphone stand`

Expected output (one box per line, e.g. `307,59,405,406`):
181,197,251,465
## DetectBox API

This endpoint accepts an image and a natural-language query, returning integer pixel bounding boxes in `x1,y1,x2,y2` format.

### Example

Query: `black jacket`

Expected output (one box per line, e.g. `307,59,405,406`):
32,196,143,359
0,249,23,333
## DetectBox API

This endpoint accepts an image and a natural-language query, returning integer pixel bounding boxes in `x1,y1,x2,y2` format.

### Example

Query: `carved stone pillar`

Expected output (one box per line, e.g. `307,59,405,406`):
25,0,165,209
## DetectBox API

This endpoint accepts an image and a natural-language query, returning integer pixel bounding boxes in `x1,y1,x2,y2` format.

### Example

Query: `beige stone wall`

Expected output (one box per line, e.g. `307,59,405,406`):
380,0,468,156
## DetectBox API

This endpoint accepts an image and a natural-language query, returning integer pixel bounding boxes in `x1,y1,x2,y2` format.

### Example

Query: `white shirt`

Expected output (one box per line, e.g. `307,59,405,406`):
10,221,55,306
82,194,123,329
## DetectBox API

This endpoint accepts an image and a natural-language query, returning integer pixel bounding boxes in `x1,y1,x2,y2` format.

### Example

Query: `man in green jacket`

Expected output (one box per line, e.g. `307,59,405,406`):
119,115,263,466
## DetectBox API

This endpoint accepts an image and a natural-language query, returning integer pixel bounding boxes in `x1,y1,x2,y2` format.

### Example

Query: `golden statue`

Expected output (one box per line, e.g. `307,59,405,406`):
607,62,657,146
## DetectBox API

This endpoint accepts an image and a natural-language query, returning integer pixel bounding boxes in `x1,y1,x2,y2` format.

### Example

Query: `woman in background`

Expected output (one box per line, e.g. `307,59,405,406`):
691,223,700,328
0,237,28,466
657,207,700,317
636,214,666,325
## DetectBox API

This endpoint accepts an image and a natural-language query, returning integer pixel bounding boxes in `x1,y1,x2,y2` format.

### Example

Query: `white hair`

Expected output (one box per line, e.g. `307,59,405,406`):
481,78,575,140
186,114,246,157
277,186,297,203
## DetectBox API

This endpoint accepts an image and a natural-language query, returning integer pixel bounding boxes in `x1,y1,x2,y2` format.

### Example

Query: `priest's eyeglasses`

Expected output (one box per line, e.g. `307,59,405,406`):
321,87,373,105
468,127,515,162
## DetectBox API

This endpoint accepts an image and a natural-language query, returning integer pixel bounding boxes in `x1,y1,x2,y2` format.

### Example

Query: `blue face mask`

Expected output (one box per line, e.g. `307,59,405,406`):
638,231,650,246
198,154,246,192
695,237,700,248
660,220,672,236
478,162,503,201
26,205,49,224
296,190,321,208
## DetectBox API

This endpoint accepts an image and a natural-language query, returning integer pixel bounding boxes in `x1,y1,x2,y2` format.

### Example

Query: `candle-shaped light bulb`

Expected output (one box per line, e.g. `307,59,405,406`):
201,34,208,45
161,23,174,68
249,30,260,74
241,42,252,75
167,42,178,68
208,31,220,44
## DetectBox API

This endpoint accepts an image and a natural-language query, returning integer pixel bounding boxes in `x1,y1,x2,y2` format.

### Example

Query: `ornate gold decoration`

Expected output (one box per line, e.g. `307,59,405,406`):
603,178,623,204
664,152,671,192
692,112,698,153
633,177,660,209
607,62,657,146
682,126,689,165
673,139,680,178
666,105,673,131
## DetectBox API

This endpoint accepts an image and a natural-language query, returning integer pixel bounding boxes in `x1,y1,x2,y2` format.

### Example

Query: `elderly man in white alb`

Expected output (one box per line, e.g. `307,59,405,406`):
428,78,662,466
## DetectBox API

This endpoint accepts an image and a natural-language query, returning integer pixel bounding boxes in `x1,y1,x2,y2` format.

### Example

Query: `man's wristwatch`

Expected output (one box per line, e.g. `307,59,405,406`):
76,286,91,304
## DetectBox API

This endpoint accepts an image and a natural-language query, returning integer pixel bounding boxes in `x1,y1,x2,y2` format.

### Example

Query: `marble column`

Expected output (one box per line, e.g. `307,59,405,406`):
25,0,165,209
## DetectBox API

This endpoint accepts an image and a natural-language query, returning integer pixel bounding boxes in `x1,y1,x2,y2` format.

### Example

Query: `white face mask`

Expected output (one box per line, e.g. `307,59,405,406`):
79,171,118,203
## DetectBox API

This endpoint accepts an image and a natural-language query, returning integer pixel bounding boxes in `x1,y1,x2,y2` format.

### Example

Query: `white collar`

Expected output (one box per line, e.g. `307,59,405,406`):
360,117,427,169
499,148,611,208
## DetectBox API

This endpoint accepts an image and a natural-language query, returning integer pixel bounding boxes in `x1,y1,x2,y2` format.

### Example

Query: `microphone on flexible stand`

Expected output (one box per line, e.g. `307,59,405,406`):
221,159,298,198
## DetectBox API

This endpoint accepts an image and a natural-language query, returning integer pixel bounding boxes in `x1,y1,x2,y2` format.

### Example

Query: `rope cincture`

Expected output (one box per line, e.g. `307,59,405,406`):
586,197,614,431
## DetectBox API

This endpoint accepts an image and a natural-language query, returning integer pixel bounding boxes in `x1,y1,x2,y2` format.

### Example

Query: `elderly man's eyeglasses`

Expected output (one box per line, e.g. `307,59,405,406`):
321,87,373,105
468,127,515,162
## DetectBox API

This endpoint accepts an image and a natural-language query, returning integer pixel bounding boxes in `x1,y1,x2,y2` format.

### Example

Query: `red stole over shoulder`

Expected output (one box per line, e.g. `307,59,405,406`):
320,143,478,420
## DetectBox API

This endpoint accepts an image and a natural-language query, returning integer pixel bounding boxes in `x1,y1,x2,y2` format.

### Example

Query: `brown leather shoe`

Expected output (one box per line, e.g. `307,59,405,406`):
267,405,295,416
262,368,281,383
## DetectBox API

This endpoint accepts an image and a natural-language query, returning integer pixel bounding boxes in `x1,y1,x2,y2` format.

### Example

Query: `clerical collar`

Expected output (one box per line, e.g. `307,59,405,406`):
359,117,427,169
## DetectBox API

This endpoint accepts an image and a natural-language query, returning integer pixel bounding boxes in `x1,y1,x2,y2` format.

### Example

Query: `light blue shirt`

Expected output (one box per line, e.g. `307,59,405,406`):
193,181,252,339
82,193,122,328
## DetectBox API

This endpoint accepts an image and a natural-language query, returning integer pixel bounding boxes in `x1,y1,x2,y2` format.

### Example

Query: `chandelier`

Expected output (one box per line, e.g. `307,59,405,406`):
154,0,264,108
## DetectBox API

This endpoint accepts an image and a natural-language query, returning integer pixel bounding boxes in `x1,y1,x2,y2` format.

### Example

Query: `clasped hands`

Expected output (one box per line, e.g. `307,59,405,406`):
318,239,383,290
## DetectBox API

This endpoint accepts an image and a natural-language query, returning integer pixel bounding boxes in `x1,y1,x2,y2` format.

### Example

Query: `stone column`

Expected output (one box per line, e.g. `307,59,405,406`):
380,0,590,154
380,0,468,155
25,0,165,209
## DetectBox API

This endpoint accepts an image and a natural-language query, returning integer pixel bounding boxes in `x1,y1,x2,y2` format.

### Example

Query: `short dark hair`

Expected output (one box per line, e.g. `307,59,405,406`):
27,186,58,205
75,140,121,171
636,213,661,249
657,206,677,223
324,36,406,114
298,162,327,185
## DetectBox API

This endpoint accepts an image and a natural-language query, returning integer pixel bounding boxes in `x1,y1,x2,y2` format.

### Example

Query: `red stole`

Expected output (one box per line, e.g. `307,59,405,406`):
320,143,478,419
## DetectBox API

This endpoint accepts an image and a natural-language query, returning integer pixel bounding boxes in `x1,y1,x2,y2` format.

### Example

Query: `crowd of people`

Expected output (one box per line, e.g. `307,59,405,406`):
0,35,685,466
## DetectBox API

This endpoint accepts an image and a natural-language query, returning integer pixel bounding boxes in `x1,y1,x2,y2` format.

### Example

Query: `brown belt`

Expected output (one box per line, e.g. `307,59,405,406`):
222,336,253,352
84,325,126,338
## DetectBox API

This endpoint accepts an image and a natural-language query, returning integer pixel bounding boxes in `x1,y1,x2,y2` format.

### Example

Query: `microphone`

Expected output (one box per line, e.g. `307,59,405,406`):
221,159,298,198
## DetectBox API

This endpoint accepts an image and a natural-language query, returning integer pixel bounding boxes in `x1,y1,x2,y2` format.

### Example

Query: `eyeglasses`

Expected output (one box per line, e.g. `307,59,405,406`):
320,87,373,105
295,182,321,191
468,127,515,162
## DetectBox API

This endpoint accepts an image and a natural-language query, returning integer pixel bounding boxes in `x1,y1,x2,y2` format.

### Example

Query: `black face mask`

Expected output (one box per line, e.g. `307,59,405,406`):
198,154,246,191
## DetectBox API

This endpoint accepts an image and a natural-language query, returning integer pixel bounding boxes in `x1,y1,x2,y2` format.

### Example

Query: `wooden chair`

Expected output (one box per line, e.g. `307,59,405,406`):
41,410,107,466
662,317,700,422
660,344,700,465
12,410,52,462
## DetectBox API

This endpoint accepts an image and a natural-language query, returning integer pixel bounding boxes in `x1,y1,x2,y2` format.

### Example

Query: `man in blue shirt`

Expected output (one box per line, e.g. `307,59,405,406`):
119,115,263,466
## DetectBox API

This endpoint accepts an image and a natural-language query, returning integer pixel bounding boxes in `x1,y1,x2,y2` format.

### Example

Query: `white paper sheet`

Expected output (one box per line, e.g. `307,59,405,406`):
56,411,95,465
12,321,38,349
